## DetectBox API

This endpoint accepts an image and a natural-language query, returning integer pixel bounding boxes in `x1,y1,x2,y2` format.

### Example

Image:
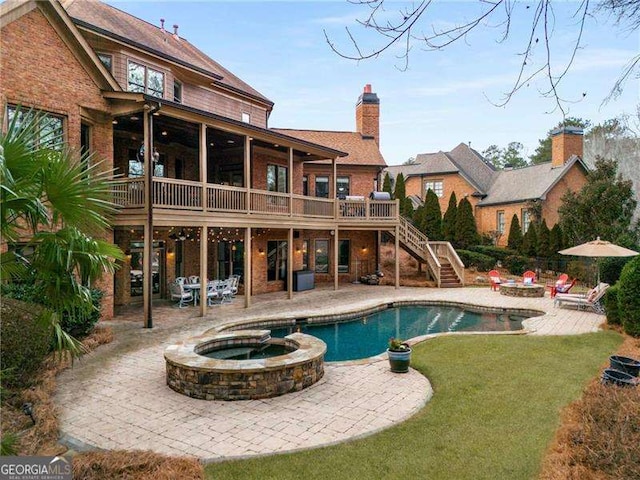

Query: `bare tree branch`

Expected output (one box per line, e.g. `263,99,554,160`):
325,0,640,111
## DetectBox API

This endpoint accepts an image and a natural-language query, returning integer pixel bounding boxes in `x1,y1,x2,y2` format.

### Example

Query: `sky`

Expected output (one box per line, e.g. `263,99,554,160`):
107,1,639,165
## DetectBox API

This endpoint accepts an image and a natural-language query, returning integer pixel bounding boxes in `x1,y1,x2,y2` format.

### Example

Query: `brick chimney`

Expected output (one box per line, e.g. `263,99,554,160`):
356,84,380,145
550,126,583,167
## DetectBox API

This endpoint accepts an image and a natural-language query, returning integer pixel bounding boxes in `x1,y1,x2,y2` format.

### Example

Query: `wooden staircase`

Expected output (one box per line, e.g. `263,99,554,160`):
390,217,465,287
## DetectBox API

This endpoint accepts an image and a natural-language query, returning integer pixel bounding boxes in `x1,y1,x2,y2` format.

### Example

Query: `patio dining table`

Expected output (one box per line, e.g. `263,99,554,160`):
183,283,201,306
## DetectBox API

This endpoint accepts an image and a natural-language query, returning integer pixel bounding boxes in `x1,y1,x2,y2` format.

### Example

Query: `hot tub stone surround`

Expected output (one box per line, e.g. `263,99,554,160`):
164,330,326,401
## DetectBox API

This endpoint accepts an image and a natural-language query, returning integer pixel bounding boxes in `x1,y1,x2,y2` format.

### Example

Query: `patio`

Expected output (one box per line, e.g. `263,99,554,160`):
56,285,605,461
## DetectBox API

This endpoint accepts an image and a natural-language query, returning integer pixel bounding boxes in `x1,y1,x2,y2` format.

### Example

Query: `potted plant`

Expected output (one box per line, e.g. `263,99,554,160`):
387,338,412,373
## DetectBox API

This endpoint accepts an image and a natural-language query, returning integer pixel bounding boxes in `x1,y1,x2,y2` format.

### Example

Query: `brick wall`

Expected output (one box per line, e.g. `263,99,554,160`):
1,8,117,317
356,102,379,145
405,173,480,212
251,149,304,194
303,164,380,198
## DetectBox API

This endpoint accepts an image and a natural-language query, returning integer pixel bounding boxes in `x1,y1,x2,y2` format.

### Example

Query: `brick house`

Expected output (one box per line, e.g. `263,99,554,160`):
1,1,464,325
386,128,589,246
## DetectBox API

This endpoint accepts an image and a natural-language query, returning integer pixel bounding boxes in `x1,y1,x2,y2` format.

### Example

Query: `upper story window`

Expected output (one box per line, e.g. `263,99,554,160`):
497,210,505,234
97,53,112,72
241,112,251,123
315,176,329,198
173,80,182,103
267,164,288,193
522,209,531,234
336,176,350,198
128,61,164,98
6,105,64,150
424,180,444,198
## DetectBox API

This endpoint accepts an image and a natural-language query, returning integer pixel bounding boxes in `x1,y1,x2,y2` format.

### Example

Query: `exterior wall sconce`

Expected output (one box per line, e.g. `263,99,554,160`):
258,248,265,255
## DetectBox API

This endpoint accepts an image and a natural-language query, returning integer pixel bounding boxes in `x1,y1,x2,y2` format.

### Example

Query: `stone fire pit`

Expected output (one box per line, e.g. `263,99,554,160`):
499,283,545,298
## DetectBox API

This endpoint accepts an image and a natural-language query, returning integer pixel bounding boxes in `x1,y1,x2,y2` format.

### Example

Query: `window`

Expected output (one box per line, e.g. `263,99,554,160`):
80,122,91,172
315,176,329,198
302,176,308,196
338,240,350,273
314,239,329,273
302,240,309,270
267,164,288,193
128,61,164,98
424,180,444,198
336,176,350,198
267,240,287,281
173,80,182,103
97,53,112,72
522,210,531,234
241,112,251,123
7,105,64,150
497,211,505,234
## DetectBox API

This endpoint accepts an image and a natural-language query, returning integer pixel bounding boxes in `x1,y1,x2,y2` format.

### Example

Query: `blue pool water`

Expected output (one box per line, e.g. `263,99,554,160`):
271,305,527,362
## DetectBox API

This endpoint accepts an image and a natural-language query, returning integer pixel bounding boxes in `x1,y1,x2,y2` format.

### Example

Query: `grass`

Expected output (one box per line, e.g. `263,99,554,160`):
205,332,622,480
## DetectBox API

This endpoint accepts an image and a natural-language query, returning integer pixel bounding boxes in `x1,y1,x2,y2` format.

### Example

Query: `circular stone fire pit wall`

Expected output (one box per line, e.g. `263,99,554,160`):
164,330,326,400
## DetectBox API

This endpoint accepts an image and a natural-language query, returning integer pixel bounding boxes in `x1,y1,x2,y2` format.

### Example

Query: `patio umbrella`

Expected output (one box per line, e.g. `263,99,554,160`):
558,237,638,284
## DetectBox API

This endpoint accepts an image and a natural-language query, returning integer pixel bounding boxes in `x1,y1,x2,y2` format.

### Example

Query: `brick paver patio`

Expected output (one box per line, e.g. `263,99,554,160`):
56,285,604,460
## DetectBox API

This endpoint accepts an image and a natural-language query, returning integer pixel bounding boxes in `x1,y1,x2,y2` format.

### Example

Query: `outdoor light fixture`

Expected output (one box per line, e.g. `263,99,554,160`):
22,402,35,425
258,248,265,255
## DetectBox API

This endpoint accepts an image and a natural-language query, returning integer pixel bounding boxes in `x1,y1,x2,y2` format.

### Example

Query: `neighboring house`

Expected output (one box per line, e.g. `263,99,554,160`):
3,1,460,325
386,128,589,246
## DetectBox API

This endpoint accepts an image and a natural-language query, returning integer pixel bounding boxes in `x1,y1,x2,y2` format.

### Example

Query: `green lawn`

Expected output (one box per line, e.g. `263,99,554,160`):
205,332,622,480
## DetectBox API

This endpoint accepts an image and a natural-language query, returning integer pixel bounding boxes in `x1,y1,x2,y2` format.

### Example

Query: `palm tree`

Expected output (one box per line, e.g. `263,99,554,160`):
1,107,123,357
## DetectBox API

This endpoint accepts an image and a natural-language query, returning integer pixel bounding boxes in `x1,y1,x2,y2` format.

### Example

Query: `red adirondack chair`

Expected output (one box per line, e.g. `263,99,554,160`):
489,270,502,291
522,270,536,285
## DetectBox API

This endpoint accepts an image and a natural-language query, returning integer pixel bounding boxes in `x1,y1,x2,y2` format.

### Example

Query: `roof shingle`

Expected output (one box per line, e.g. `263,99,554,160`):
273,129,386,167
63,0,271,104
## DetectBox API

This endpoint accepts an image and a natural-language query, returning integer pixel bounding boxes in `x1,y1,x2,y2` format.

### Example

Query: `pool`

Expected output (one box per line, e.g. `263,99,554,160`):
271,305,528,362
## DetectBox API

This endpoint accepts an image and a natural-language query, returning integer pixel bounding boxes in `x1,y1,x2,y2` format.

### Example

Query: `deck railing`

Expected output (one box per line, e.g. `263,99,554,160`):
114,178,398,222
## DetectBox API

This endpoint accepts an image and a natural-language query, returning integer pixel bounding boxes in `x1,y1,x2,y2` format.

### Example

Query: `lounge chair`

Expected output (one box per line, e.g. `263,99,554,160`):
552,278,576,297
170,281,193,308
488,270,502,291
522,270,536,285
554,282,609,314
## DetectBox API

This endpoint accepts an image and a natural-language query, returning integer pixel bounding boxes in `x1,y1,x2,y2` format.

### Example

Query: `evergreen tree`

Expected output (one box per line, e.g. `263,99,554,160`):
382,172,393,196
413,204,426,231
454,197,479,249
394,173,410,217
442,192,458,242
507,214,523,252
549,223,563,254
537,219,551,257
530,117,591,164
522,223,538,257
423,189,443,239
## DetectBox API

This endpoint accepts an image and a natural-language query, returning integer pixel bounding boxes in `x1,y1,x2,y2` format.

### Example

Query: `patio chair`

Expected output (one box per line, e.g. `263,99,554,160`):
206,282,220,306
551,278,576,298
488,270,502,291
228,274,240,297
170,281,193,308
522,270,536,285
215,279,233,304
188,275,200,285
554,282,609,314
175,277,187,285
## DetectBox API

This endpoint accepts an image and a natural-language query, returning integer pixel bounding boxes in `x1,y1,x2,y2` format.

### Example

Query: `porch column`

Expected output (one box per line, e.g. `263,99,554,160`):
376,230,381,273
289,147,294,216
200,124,207,211
395,225,400,289
244,227,252,308
288,228,294,299
143,109,153,328
199,225,208,317
244,136,251,213
332,156,338,219
334,228,339,291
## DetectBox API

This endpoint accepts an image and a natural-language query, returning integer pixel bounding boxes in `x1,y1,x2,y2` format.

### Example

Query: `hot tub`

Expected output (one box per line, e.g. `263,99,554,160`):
164,330,326,400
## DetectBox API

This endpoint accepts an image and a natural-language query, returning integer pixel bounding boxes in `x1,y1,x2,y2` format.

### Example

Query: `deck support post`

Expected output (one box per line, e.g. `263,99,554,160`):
244,227,252,308
143,109,153,328
334,227,339,291
288,228,294,299
199,225,208,317
395,225,400,289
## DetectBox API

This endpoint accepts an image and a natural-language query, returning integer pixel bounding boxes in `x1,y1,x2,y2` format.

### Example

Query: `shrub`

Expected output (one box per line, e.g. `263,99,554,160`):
457,250,496,272
618,256,640,337
603,285,621,326
1,282,102,338
599,256,633,285
468,245,519,262
0,298,51,388
566,260,593,285
503,255,531,276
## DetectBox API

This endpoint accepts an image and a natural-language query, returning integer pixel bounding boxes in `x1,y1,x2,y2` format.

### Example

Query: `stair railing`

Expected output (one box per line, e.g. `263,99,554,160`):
398,217,441,287
427,241,465,286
